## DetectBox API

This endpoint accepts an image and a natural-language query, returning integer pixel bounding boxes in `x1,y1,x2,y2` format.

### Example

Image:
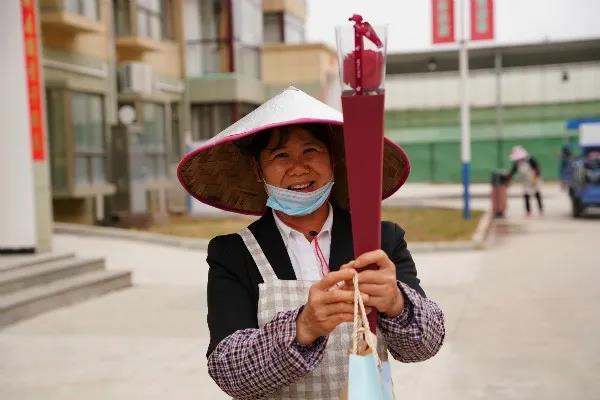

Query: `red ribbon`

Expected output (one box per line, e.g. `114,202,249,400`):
346,14,384,95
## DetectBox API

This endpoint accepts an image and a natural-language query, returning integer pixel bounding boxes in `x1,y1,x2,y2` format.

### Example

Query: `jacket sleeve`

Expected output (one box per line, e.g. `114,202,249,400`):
206,235,259,356
377,223,445,362
208,307,327,400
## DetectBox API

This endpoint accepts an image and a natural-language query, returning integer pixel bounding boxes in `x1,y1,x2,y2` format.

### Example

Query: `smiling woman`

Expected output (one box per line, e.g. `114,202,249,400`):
176,87,445,399
236,125,334,220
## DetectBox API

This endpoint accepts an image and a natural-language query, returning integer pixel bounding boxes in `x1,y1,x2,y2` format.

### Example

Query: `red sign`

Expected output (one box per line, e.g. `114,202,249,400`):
432,0,455,44
470,0,494,41
21,0,46,161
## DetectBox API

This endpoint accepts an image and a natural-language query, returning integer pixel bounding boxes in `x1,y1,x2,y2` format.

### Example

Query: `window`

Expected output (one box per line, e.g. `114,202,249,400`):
263,12,305,44
185,0,262,78
190,103,257,142
46,88,68,192
190,104,233,141
263,13,283,43
114,0,131,36
284,14,305,43
141,103,167,179
65,0,100,20
233,0,262,78
71,92,106,186
137,0,171,40
185,0,230,76
170,102,181,162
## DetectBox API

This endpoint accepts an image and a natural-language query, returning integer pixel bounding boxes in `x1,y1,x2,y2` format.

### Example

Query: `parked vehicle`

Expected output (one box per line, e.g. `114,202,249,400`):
560,123,600,217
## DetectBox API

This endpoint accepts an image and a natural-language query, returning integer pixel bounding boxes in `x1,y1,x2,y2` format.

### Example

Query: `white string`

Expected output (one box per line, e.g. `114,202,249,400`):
351,272,380,365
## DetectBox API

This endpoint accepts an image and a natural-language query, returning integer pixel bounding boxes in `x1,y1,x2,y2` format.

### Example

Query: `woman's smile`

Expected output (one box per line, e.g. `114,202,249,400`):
287,181,315,192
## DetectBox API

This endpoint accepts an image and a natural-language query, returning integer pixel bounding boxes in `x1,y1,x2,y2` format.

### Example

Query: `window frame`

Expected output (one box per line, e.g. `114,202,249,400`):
140,102,169,180
65,0,100,21
69,91,108,189
136,0,172,41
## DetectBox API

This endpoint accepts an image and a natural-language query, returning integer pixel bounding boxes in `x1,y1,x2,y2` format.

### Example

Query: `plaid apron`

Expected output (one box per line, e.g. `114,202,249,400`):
239,228,389,399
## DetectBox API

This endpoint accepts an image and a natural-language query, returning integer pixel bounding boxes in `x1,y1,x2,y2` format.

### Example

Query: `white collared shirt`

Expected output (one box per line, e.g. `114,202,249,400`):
272,203,333,281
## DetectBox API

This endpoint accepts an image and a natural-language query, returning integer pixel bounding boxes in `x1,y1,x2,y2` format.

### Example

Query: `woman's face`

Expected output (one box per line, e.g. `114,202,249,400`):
257,126,333,193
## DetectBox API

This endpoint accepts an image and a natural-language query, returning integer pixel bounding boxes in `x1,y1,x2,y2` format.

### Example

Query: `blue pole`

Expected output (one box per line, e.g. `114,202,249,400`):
462,162,471,219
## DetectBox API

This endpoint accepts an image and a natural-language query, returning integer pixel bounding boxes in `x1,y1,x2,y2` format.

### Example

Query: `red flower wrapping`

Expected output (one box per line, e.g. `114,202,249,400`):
343,49,384,91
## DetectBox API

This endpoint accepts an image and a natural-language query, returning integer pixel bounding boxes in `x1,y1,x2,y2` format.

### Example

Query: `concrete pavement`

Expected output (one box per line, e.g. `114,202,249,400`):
1,183,598,399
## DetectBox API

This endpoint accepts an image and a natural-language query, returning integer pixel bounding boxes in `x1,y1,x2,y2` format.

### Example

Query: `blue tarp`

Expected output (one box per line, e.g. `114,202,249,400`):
565,117,600,130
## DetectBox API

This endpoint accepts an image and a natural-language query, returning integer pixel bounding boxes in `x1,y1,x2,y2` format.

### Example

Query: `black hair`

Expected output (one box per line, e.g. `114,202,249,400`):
235,123,332,161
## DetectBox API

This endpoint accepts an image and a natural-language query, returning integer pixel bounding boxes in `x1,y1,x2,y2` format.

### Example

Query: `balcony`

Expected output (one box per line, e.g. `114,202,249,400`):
113,1,170,56
40,0,103,34
116,36,163,54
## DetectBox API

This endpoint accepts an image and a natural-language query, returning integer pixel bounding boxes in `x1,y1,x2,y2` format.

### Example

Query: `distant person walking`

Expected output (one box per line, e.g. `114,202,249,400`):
508,145,544,216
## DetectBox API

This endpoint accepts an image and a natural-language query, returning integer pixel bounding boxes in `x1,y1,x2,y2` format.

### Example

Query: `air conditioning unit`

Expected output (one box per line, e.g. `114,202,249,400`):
118,62,153,94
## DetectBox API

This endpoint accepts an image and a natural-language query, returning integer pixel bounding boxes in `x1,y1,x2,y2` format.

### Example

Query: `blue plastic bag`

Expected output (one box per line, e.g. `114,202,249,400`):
345,274,395,400
348,352,394,400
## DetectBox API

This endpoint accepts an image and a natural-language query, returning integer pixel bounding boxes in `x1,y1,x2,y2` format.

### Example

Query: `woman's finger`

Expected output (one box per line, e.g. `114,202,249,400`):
352,249,394,270
313,268,356,291
321,289,369,305
322,302,354,316
327,313,355,327
357,283,388,297
355,269,394,285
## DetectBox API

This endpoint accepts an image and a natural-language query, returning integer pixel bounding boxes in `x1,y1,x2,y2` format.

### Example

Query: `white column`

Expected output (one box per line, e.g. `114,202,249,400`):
0,0,37,252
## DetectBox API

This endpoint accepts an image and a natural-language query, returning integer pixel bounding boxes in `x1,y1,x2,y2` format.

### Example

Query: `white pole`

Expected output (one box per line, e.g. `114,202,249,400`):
459,0,471,219
0,0,38,252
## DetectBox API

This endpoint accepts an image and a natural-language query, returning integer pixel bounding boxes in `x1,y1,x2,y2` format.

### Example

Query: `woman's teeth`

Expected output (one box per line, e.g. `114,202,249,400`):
289,182,312,190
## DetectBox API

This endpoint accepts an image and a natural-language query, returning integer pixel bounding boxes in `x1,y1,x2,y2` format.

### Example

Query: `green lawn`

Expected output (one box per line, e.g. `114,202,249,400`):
144,207,483,242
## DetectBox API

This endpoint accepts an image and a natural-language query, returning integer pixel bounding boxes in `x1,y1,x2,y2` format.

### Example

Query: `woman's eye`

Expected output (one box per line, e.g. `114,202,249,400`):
273,152,288,159
304,148,318,154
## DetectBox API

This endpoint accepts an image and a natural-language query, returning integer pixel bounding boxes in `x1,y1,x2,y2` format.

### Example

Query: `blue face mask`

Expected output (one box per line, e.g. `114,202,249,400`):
265,180,334,216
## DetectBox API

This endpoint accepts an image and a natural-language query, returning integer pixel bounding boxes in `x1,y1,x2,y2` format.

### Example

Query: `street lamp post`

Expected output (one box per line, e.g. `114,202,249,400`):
459,0,471,220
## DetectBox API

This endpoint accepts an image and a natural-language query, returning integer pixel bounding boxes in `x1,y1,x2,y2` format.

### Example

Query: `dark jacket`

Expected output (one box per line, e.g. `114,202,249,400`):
509,156,541,179
205,206,425,356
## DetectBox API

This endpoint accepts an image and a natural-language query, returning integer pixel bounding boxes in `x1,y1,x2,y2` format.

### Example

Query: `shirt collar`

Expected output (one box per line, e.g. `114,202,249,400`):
272,203,333,248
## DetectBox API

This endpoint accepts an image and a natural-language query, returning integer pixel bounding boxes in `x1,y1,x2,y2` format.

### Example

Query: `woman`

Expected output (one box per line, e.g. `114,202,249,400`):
178,87,445,399
508,145,544,216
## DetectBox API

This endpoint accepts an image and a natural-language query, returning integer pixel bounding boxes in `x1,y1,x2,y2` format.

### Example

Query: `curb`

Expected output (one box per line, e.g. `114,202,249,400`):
54,209,494,253
53,223,210,251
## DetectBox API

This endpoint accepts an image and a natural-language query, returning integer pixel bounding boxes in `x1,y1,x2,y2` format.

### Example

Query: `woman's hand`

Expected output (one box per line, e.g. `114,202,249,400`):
296,269,369,346
341,249,404,318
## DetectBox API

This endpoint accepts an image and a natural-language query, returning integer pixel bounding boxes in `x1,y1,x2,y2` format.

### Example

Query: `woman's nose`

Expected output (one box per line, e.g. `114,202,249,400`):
288,157,310,175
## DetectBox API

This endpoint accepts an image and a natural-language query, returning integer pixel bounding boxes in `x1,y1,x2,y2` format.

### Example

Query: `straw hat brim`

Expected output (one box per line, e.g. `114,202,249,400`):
177,118,410,216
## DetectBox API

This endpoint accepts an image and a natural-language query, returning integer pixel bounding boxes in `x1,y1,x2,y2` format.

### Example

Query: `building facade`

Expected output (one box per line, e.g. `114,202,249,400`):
384,39,600,182
39,0,338,223
40,0,186,224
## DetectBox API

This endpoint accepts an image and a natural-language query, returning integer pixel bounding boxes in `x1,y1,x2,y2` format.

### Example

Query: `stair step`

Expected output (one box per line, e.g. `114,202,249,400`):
0,253,75,272
0,257,105,295
0,269,132,327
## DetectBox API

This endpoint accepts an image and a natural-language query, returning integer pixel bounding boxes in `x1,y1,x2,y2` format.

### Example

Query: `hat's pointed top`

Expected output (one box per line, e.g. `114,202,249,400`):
209,87,343,144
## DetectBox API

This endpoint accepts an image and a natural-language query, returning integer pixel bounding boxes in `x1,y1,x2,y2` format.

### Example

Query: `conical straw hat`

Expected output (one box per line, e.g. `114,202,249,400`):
177,87,410,215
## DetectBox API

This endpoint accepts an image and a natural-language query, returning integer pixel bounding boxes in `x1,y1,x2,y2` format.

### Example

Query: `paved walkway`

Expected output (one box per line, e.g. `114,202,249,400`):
1,184,598,399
